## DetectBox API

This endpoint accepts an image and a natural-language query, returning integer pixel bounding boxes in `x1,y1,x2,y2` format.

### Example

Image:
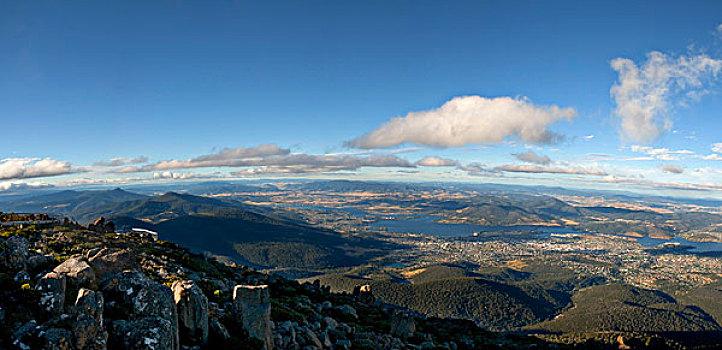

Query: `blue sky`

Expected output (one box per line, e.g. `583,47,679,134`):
2,1,722,198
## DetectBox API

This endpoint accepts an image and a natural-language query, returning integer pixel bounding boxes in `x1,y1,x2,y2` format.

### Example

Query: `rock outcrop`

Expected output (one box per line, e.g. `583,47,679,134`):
36,272,67,316
53,257,97,289
172,280,209,346
390,310,415,340
101,271,179,350
232,285,272,349
88,217,115,234
87,248,136,282
1,235,29,269
72,288,108,350
112,317,175,350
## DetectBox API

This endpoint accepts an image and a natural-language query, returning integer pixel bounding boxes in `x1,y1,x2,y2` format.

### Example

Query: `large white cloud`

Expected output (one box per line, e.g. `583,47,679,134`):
347,95,576,149
0,158,76,180
611,51,722,143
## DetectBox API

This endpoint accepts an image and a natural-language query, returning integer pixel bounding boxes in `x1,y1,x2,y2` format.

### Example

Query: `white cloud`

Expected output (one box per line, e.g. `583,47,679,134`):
457,163,501,177
93,156,148,167
0,158,76,180
583,135,595,141
512,150,551,165
699,153,722,161
495,164,606,176
416,156,459,167
711,142,722,153
610,51,722,143
347,95,576,149
630,145,694,161
660,164,683,174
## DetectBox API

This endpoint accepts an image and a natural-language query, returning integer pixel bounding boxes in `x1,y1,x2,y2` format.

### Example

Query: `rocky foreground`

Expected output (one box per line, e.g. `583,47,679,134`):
0,219,676,349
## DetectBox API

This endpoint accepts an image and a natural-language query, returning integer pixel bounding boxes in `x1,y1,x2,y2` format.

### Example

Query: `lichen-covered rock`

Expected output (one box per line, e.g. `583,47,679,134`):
338,304,357,319
27,254,55,271
72,288,108,350
74,288,104,320
1,235,29,270
101,271,179,350
87,249,136,282
208,317,231,344
232,285,272,349
390,310,415,340
41,328,74,350
12,319,37,350
112,317,174,350
53,257,97,289
36,272,66,316
302,326,323,349
171,280,208,346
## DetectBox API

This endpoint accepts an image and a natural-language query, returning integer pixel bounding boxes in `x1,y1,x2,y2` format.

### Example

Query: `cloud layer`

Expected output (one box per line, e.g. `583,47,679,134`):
0,158,75,180
611,51,722,143
347,95,576,149
495,164,606,176
115,144,415,175
93,156,148,167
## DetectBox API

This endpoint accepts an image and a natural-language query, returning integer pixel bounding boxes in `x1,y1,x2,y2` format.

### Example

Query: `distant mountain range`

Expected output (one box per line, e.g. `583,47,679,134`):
0,188,397,270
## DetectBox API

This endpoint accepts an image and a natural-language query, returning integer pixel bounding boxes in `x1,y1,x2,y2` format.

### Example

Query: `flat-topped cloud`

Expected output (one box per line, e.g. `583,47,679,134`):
347,95,576,149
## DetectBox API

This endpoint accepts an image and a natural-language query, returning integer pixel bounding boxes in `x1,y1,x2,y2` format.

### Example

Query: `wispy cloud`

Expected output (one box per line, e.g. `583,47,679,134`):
0,158,78,180
512,150,551,165
698,154,722,161
347,95,576,149
712,142,722,153
630,145,694,161
611,50,722,143
93,156,148,167
578,175,722,192
495,164,606,176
